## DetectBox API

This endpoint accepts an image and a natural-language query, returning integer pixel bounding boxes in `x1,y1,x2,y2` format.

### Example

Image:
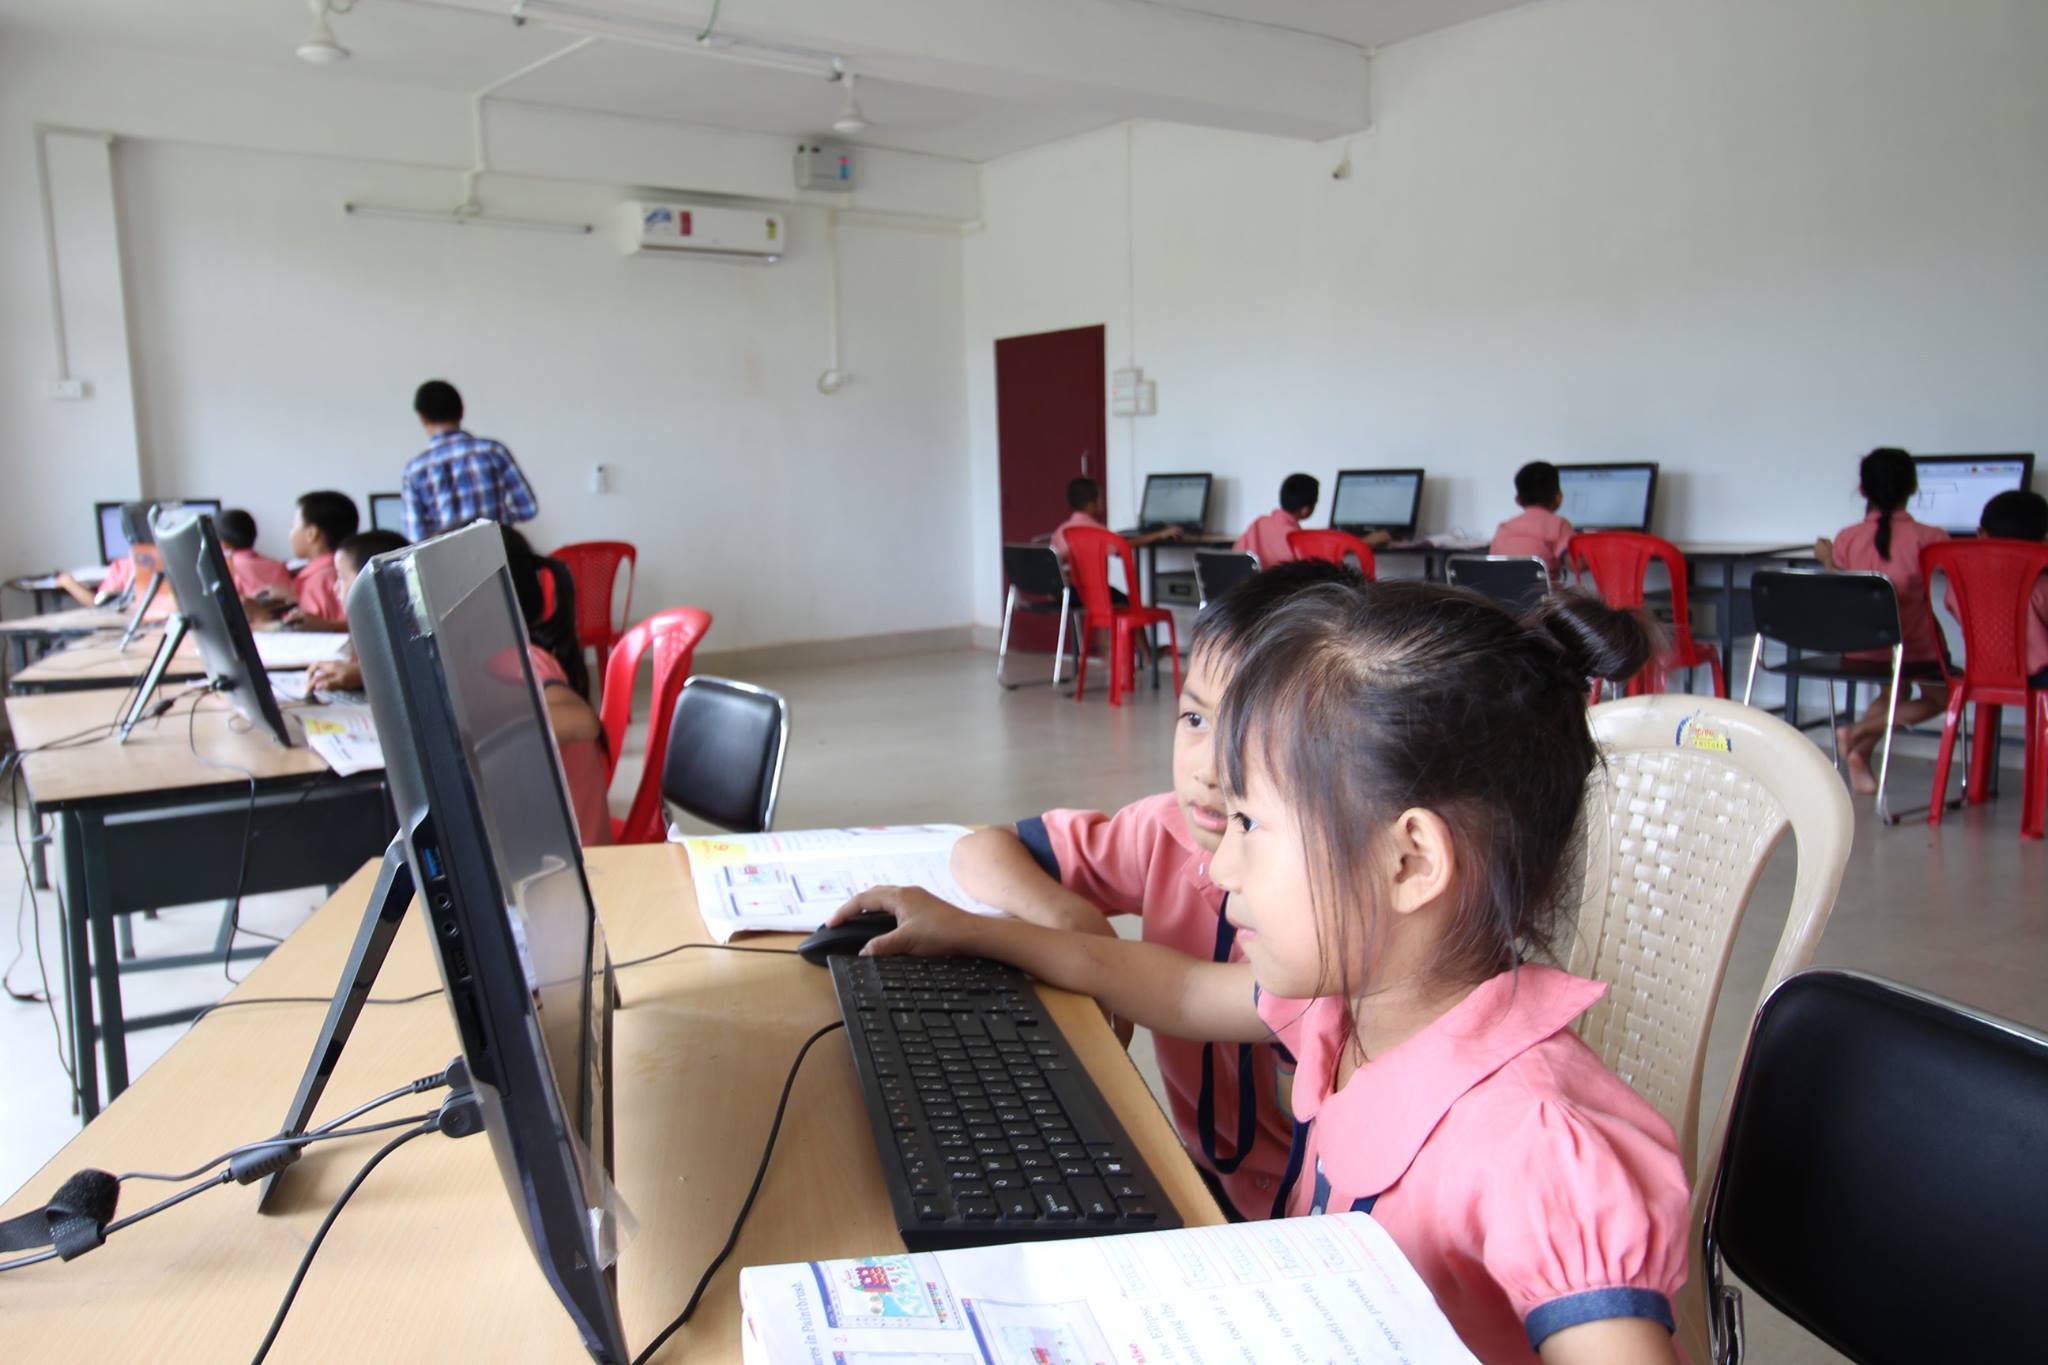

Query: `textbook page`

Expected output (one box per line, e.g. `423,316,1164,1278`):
300,702,384,776
673,824,1005,942
738,1212,1479,1365
253,631,352,669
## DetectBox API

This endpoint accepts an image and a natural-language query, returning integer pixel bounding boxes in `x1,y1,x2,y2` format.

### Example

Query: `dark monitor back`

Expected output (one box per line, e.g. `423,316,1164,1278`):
351,523,627,1364
150,507,292,746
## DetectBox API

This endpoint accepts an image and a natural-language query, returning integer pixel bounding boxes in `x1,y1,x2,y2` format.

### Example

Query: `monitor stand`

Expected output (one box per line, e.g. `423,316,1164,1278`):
117,613,190,744
117,571,164,653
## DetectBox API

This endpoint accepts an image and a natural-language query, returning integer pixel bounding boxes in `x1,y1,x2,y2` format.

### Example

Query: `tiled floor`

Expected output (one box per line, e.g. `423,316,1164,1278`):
7,646,2044,1361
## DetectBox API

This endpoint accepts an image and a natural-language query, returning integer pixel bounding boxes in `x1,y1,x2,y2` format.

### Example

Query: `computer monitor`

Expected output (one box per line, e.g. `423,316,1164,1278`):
1556,463,1659,532
133,507,292,746
1910,454,2035,534
368,492,406,534
97,498,222,564
1138,472,1212,532
1329,468,1425,539
352,523,627,1364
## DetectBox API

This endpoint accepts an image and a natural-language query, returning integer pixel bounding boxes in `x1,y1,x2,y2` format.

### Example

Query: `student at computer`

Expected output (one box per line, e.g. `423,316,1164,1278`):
1233,473,1389,565
402,379,539,541
281,490,361,630
1050,477,1182,568
216,508,295,603
1942,489,2048,687
838,586,1687,1363
1490,461,1576,577
1814,448,1950,793
54,556,131,608
950,561,1358,1222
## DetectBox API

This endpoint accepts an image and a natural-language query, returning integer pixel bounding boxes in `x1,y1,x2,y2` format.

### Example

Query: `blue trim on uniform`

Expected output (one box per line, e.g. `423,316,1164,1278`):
1270,1119,1310,1220
1197,898,1259,1176
1524,1288,1676,1349
1349,1193,1376,1215
1015,816,1061,881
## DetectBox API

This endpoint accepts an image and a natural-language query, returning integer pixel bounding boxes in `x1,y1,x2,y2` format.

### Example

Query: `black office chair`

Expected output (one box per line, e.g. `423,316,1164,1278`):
660,675,791,833
1444,554,1549,612
998,543,1081,690
1741,569,1943,824
1193,550,1258,609
1702,970,2048,1364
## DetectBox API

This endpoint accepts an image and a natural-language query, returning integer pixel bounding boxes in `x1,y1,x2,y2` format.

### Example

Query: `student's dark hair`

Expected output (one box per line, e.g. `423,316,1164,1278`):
1279,473,1320,514
1189,559,1363,666
1219,582,1649,996
1066,477,1100,511
216,509,258,551
414,379,464,425
1859,447,1917,560
296,491,360,552
500,525,590,696
1980,489,2048,543
337,530,407,572
1514,461,1561,507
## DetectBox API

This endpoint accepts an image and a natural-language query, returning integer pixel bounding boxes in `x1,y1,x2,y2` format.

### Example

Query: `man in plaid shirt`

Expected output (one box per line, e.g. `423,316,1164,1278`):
401,379,539,541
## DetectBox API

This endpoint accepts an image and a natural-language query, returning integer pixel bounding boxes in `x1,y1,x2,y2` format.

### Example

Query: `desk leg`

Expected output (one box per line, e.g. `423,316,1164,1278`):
57,812,99,1122
1719,559,1736,688
78,813,130,1101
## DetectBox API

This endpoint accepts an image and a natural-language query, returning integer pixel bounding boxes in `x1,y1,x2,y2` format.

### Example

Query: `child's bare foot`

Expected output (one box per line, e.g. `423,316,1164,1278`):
1834,725,1856,764
1846,746,1879,794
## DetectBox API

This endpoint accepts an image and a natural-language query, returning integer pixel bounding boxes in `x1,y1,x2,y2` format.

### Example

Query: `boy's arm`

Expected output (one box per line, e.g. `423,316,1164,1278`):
951,827,1113,937
539,681,601,742
832,887,1268,1043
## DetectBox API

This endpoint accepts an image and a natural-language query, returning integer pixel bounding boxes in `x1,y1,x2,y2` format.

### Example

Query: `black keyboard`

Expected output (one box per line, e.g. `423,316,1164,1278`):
830,954,1183,1251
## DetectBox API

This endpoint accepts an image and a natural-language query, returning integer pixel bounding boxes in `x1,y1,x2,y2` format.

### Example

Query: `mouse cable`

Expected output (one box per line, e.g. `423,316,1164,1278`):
628,1018,846,1365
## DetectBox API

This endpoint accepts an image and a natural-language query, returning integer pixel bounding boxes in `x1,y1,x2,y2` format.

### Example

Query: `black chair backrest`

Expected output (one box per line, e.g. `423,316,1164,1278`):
533,555,590,696
1194,551,1259,606
1003,543,1068,598
1709,970,2048,1363
1445,555,1548,611
1749,569,1902,654
660,675,790,833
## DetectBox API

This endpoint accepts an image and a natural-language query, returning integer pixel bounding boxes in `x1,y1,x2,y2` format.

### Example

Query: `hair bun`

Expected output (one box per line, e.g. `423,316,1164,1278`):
1530,591,1654,683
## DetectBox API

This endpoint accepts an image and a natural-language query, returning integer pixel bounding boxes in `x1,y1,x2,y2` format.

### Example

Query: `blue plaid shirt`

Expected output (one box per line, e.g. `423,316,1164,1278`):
401,430,539,540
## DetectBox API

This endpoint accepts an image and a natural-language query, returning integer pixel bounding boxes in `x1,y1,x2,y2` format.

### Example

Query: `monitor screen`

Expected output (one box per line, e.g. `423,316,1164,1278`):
1911,454,2035,534
369,493,406,534
353,523,625,1363
149,507,293,746
1140,473,1211,528
1557,464,1658,531
1330,469,1424,533
100,499,222,564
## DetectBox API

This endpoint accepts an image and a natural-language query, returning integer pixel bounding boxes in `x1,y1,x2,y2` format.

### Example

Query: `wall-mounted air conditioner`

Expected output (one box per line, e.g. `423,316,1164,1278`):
621,202,785,263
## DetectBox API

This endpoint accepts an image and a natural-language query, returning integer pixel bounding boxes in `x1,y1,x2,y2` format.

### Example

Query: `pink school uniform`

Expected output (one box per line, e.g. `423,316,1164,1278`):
525,646,614,847
228,547,296,602
97,554,136,602
294,553,345,621
1489,506,1577,577
1049,509,1107,572
1019,794,1295,1219
1832,510,1950,663
1256,965,1689,1361
1233,509,1301,566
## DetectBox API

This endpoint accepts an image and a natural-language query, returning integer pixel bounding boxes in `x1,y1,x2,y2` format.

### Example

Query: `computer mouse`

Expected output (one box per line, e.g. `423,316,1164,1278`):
797,912,898,966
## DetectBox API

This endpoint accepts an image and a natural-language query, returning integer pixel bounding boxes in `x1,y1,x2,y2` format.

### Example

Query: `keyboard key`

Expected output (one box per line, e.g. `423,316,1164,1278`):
959,1198,997,1222
1071,1177,1115,1222
914,1198,947,1222
1036,1187,1077,1220
1117,1200,1158,1225
1001,1193,1038,1221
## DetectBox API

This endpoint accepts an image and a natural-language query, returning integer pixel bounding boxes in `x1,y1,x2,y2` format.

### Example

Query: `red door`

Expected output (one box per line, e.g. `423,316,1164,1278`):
996,325,1105,651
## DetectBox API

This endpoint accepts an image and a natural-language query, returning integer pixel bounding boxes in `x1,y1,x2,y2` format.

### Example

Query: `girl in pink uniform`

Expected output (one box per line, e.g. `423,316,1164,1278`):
838,582,1689,1364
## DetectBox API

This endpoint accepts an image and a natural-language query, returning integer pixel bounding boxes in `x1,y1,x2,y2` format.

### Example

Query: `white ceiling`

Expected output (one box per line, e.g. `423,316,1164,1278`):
0,0,1534,162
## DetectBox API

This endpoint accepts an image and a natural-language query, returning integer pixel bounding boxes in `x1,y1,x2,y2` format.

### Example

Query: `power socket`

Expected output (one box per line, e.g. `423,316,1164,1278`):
43,378,88,401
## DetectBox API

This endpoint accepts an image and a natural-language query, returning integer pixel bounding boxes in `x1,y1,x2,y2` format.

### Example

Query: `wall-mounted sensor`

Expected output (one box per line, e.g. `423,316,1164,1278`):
591,463,609,494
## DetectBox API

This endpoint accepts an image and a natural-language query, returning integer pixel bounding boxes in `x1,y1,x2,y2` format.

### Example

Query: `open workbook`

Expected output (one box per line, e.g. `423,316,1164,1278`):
738,1212,1478,1364
672,824,1004,943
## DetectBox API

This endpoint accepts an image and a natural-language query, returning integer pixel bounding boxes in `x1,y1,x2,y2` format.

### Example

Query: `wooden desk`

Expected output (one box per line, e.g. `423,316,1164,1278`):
9,632,203,694
6,688,389,1117
0,606,126,696
0,845,1222,1362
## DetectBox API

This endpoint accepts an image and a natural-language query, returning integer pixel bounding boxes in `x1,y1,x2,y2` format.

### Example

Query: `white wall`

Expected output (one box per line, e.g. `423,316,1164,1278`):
964,0,2048,625
2,34,975,651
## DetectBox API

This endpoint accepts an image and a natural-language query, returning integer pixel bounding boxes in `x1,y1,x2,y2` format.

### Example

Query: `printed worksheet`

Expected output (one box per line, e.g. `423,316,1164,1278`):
673,825,1004,942
252,631,352,669
300,702,384,776
737,1214,1480,1365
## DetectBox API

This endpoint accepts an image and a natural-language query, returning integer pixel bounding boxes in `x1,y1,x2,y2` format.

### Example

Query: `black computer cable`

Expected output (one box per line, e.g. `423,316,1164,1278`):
628,1018,846,1365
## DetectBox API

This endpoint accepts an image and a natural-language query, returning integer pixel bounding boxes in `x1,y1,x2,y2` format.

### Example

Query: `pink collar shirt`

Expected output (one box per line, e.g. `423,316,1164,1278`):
1832,510,1951,663
1049,510,1106,570
1019,794,1296,1219
1232,509,1302,566
293,553,345,621
1489,506,1576,577
1257,965,1690,1361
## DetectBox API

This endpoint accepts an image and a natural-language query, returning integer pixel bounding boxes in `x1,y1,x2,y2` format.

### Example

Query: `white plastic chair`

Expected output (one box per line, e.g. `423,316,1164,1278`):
1568,696,1853,1364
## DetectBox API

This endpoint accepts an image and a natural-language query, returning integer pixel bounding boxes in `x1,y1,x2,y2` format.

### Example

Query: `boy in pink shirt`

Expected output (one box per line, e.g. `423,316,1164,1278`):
216,509,297,603
950,561,1359,1220
1233,473,1325,566
284,490,359,630
1490,462,1576,577
1939,489,2048,686
1049,477,1180,574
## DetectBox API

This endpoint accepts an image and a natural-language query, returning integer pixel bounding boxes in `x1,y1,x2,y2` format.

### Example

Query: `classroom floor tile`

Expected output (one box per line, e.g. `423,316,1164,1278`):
7,646,2041,1363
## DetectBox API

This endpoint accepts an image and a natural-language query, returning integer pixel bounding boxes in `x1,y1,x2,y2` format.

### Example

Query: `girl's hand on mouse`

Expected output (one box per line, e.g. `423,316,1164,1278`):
829,886,977,957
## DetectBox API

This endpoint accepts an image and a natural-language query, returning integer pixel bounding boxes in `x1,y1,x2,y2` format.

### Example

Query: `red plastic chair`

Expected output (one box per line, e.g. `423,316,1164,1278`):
1285,529,1378,579
1063,526,1182,707
599,607,713,844
1568,532,1724,699
1921,540,2048,839
550,541,638,681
